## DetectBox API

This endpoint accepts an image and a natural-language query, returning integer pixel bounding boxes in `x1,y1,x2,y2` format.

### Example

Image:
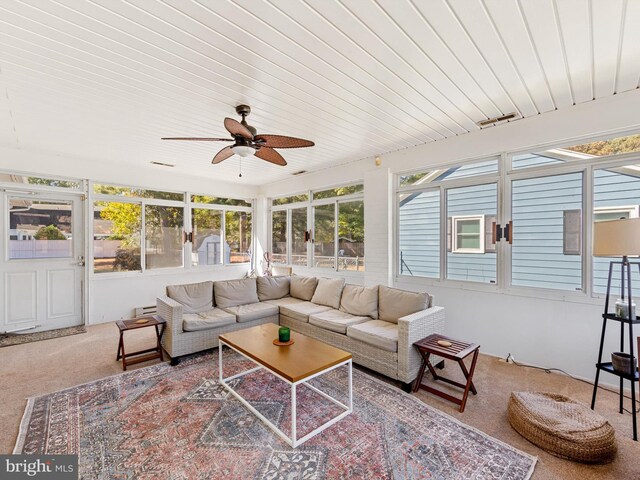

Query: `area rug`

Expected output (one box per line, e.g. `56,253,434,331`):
0,325,86,348
15,349,536,479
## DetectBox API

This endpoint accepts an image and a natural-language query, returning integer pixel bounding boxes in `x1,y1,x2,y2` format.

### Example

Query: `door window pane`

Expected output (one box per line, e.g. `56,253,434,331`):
593,164,640,296
314,204,335,268
338,200,364,271
272,210,288,264
446,184,497,283
9,199,73,259
511,172,583,290
226,211,252,263
145,206,183,270
192,209,223,266
398,190,440,278
291,207,308,266
94,201,141,273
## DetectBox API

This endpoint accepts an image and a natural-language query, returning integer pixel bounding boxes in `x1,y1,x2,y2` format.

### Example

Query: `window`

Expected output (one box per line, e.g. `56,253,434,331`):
9,198,74,259
145,205,183,270
225,211,252,264
313,204,335,269
0,173,81,190
511,172,583,291
291,207,308,266
400,159,498,187
398,190,440,278
272,193,309,206
94,183,184,201
446,183,497,283
94,201,141,273
192,209,223,266
338,200,364,271
271,210,287,264
190,195,251,207
451,215,484,253
593,163,640,296
313,184,363,200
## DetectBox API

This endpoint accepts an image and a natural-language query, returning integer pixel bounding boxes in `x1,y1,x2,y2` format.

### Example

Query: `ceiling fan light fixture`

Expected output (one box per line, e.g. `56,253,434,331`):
231,145,255,157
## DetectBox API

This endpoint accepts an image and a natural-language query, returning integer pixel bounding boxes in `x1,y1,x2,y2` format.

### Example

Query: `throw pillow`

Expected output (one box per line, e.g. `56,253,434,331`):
311,277,346,309
378,285,429,324
213,278,259,308
167,281,214,314
290,275,318,301
257,276,290,301
339,284,379,319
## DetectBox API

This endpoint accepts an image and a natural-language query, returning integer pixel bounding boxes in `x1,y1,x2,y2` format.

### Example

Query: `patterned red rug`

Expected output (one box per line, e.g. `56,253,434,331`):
15,348,536,479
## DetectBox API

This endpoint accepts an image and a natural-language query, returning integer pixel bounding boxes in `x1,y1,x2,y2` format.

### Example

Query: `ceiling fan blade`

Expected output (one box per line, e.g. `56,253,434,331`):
212,146,235,164
255,147,287,166
224,117,253,139
254,134,314,149
162,137,232,141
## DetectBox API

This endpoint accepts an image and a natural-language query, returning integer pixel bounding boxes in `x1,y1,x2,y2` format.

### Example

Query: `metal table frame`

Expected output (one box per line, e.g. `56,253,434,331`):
218,338,353,448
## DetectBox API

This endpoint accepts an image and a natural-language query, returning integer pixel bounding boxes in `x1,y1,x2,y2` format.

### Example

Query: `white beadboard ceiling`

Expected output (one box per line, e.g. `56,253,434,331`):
0,0,638,186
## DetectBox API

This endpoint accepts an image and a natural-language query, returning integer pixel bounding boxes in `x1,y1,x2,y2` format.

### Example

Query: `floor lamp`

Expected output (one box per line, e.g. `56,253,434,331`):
592,217,640,440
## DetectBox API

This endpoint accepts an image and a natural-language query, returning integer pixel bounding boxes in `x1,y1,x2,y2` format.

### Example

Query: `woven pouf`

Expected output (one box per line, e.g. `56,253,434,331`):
508,392,617,463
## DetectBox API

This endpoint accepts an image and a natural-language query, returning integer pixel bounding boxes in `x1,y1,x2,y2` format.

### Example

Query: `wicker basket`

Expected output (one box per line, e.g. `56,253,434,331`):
508,392,617,464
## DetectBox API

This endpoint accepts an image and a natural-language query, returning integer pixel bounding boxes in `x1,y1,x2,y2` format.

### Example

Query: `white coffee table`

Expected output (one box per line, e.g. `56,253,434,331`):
218,323,353,448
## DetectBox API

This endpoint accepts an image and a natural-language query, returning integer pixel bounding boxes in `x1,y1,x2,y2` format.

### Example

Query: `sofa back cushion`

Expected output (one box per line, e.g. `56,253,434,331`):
290,275,318,301
378,285,430,324
311,277,345,309
340,284,379,319
167,281,213,314
257,275,290,301
214,278,259,308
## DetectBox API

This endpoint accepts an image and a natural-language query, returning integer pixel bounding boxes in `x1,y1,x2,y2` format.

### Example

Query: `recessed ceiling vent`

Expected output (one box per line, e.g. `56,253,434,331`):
292,170,307,176
150,161,175,167
476,112,521,128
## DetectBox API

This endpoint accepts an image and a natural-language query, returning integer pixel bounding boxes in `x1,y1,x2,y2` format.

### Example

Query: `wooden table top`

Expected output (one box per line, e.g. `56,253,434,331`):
414,333,479,360
116,315,165,331
219,323,352,383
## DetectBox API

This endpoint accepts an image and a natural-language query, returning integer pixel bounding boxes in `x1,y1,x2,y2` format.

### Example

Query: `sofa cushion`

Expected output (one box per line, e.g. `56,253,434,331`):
214,278,259,308
257,276,290,301
311,277,345,309
183,308,235,332
279,301,332,323
347,320,398,352
222,302,279,323
263,297,306,307
290,275,318,301
378,286,429,324
340,285,379,319
167,281,213,314
309,310,370,334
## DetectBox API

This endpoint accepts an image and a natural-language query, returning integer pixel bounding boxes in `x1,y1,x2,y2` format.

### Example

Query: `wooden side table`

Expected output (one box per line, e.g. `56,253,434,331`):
116,315,166,371
413,334,480,413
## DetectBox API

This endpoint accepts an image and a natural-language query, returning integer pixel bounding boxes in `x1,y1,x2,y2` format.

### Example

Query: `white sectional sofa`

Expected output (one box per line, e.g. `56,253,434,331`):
157,275,445,389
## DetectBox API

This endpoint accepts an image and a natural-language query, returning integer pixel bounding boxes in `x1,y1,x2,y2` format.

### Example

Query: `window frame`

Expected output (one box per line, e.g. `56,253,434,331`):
451,214,485,254
593,205,639,221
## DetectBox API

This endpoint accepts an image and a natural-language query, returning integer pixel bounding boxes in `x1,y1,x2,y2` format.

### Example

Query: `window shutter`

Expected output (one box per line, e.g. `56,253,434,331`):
447,217,452,252
563,209,582,255
484,215,497,253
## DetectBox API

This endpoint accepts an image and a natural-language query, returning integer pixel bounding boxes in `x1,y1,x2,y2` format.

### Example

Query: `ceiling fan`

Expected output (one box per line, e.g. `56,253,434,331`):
162,105,314,167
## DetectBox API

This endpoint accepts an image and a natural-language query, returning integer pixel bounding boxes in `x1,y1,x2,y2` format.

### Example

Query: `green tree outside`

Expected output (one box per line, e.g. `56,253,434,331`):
34,225,67,240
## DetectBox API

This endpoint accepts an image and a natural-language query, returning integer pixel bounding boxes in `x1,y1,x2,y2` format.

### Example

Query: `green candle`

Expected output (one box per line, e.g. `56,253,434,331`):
278,326,290,343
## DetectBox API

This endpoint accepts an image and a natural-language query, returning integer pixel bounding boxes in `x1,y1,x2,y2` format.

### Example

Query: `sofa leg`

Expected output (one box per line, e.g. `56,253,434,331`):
400,381,413,393
435,360,445,370
170,356,181,366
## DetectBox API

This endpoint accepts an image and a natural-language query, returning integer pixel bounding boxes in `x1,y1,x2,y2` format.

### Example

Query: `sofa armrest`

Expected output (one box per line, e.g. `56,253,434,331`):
397,306,446,383
157,295,184,357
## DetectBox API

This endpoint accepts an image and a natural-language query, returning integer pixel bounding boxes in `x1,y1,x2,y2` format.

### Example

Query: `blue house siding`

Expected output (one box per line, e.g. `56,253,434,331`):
512,152,565,169
511,172,583,290
398,191,439,278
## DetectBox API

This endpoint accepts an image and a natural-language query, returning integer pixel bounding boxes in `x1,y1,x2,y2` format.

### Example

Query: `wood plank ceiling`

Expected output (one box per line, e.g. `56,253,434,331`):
0,0,638,185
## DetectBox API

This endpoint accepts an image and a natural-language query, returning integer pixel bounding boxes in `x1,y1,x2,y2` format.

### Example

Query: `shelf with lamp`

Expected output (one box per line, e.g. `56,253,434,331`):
591,217,640,441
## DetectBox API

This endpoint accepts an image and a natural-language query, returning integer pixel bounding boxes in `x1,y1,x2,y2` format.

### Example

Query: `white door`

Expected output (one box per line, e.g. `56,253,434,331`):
1,192,84,333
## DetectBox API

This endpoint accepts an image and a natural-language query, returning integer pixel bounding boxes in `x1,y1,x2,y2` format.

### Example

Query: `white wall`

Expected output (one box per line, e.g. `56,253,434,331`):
0,145,259,324
258,89,640,381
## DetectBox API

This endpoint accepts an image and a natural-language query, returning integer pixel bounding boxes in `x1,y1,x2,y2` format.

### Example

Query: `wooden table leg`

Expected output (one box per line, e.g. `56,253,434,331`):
458,353,478,395
120,333,127,371
117,332,123,361
155,324,164,362
458,349,479,413
413,350,429,392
